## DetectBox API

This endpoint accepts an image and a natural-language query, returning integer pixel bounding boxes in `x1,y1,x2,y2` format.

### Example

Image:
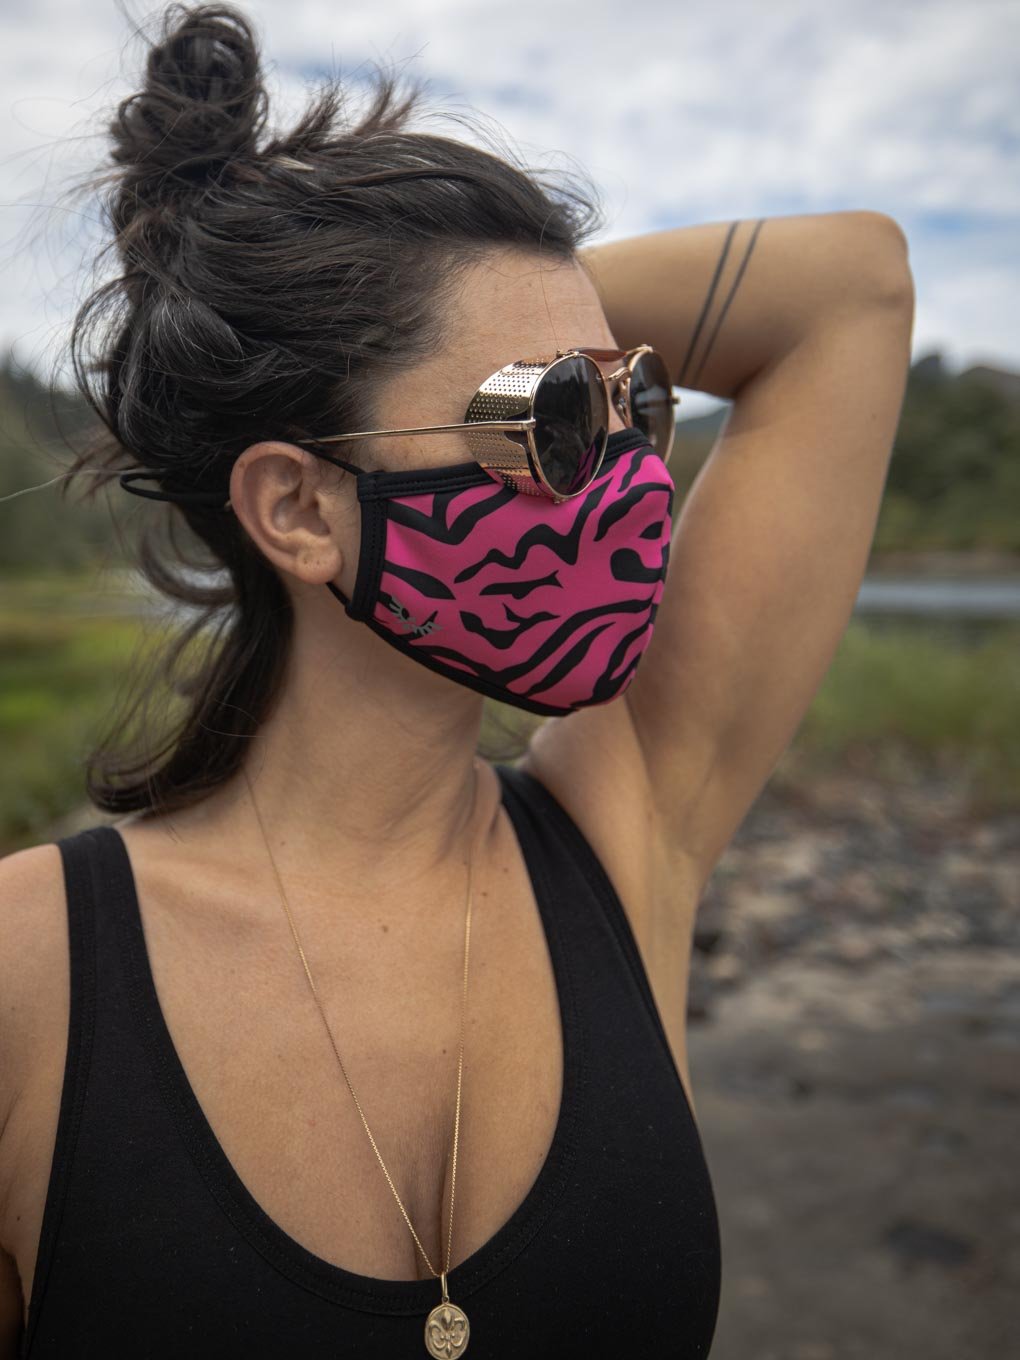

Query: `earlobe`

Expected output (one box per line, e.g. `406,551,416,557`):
291,542,347,587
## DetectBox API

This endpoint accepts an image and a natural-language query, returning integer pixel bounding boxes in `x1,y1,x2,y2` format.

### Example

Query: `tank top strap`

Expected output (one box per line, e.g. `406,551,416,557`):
494,760,686,1106
51,823,158,1091
53,822,135,1019
25,826,108,1356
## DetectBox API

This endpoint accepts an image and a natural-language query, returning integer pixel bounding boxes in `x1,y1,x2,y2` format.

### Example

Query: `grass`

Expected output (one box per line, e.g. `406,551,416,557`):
783,617,1020,812
0,611,146,848
1,573,1018,853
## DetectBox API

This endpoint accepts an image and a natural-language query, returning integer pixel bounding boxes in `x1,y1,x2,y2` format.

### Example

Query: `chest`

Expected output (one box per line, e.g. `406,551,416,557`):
4,801,698,1333
5,811,571,1321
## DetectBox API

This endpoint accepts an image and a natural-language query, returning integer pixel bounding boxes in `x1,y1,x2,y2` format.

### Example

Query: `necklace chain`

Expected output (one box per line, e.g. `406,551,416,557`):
241,757,483,1292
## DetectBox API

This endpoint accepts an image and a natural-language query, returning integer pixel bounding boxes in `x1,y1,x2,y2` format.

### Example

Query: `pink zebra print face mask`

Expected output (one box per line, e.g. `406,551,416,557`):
322,426,675,716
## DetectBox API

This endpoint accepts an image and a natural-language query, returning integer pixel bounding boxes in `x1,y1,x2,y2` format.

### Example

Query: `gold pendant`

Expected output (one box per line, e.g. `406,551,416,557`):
424,1299,469,1357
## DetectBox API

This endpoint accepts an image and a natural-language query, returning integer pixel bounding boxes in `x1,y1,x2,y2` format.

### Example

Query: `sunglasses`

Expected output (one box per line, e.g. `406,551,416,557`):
294,344,680,503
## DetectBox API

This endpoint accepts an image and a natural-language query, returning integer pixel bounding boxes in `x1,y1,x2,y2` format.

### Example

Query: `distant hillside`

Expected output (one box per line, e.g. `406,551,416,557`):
958,363,1020,406
670,350,1020,555
876,350,1020,552
0,353,123,573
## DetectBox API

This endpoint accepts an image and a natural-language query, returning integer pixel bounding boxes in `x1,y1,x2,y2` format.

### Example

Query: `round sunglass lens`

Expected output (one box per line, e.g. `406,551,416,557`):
532,355,608,496
630,351,676,460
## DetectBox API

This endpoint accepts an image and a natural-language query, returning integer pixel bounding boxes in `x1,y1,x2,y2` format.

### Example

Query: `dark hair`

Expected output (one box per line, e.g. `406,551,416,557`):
58,1,606,817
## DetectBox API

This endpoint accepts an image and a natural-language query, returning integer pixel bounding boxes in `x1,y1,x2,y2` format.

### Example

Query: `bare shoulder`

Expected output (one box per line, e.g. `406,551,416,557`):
0,842,70,1210
0,840,74,1348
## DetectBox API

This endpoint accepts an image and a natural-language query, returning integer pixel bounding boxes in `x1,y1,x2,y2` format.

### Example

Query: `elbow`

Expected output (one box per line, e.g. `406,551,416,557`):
855,211,916,310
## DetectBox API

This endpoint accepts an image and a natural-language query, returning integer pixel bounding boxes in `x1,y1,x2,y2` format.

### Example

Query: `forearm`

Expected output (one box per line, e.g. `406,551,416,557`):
578,210,913,402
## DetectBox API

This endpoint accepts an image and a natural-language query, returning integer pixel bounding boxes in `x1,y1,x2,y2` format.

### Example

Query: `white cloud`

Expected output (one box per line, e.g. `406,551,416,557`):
0,0,1017,384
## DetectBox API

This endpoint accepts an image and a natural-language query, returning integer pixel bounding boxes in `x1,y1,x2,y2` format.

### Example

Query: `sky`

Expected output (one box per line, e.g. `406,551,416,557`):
1,0,1017,419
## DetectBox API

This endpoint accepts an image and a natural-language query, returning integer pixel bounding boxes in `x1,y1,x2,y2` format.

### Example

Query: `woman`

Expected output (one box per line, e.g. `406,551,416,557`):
0,4,915,1356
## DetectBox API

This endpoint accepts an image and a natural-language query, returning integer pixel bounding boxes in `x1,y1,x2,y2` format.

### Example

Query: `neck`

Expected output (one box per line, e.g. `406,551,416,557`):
137,596,503,908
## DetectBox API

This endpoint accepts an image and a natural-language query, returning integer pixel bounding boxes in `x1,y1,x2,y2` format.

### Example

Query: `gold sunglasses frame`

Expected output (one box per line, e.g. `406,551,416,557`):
292,344,680,504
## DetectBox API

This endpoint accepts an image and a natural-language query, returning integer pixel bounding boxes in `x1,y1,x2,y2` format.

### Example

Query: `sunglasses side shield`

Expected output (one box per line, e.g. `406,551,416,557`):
464,353,611,501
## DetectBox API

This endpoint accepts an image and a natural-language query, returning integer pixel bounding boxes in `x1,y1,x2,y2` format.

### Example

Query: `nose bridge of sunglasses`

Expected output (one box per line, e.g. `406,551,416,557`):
603,364,633,422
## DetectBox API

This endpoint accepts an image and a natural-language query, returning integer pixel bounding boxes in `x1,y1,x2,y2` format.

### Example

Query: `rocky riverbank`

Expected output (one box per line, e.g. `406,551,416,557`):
687,765,1019,1359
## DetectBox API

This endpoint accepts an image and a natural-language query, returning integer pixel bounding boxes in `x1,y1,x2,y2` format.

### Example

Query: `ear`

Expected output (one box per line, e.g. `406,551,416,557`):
227,440,352,586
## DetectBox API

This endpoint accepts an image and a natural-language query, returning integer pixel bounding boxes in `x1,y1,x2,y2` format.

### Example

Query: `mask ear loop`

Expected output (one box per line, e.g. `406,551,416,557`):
0,466,232,509
117,469,232,507
303,449,365,478
301,446,366,615
115,449,365,510
116,448,367,509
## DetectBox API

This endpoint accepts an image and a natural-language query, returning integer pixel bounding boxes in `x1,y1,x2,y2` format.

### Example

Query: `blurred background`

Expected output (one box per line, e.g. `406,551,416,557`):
1,2,1018,1356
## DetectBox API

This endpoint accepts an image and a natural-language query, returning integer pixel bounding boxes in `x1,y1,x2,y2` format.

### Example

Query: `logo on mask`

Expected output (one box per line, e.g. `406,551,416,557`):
387,595,441,638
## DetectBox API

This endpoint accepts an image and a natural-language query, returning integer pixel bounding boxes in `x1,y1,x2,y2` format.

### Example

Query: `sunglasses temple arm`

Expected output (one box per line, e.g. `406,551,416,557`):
295,418,536,447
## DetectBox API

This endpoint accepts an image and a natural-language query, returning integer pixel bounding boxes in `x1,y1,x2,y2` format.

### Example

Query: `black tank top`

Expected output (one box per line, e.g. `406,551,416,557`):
22,762,721,1358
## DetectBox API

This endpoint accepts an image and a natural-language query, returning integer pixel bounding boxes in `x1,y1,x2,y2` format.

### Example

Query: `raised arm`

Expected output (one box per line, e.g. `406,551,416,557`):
547,211,915,886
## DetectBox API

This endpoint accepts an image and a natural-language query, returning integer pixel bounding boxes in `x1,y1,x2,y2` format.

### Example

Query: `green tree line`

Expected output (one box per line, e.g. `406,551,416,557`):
0,351,118,573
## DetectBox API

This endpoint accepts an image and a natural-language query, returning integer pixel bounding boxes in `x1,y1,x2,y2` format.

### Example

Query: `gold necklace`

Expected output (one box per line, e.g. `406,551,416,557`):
241,757,482,1358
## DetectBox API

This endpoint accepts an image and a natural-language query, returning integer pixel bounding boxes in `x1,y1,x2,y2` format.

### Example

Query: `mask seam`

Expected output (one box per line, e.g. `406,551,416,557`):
350,497,386,619
358,464,492,501
354,429,649,503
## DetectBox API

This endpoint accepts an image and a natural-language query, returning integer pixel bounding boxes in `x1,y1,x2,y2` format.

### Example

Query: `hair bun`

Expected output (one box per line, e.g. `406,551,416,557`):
110,3,267,200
